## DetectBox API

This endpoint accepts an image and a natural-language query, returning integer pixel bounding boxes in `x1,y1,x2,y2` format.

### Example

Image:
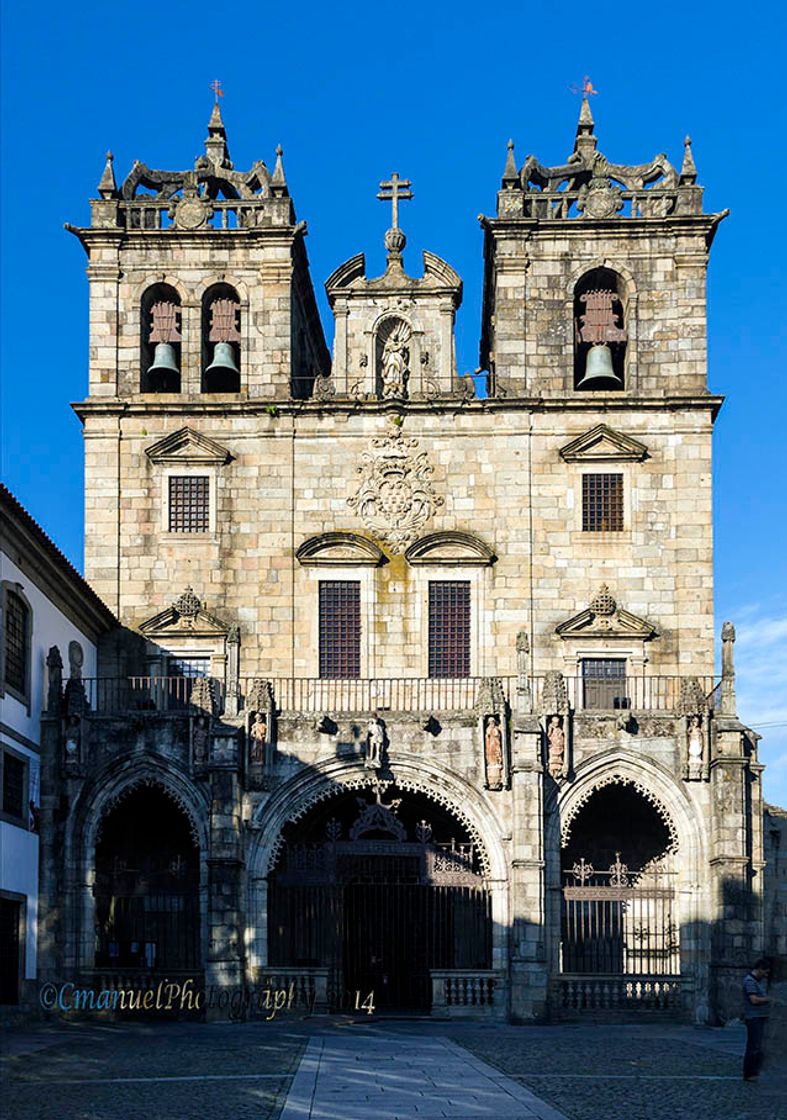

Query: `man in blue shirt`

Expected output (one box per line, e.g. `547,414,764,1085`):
742,958,771,1081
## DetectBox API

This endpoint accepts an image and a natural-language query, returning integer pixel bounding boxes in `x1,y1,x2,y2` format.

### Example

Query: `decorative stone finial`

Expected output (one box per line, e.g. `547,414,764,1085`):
271,144,288,195
721,620,737,716
97,150,117,199
174,586,202,619
204,93,232,170
589,584,617,617
679,135,697,186
577,95,595,133
577,90,600,160
502,139,518,186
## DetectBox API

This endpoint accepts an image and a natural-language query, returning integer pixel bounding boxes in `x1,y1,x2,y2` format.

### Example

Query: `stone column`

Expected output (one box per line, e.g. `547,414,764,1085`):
709,719,761,1021
205,769,246,1013
508,711,548,1021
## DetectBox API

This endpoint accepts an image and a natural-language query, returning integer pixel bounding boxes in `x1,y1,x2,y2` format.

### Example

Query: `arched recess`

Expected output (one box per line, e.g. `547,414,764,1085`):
566,259,639,392
201,282,242,392
375,315,412,399
68,762,210,974
545,750,710,1020
140,283,182,393
246,757,509,988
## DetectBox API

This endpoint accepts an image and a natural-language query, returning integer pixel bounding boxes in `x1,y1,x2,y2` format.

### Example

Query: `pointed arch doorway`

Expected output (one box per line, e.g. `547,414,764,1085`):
268,783,492,1013
93,785,201,973
559,781,680,1012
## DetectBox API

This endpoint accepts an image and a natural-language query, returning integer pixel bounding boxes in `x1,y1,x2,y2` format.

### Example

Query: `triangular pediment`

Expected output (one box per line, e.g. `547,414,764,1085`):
139,587,229,638
405,531,496,567
556,585,658,641
296,532,387,567
559,424,649,463
145,427,231,466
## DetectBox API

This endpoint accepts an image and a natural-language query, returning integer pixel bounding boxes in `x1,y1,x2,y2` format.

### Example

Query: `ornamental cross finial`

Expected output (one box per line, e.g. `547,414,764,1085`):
377,172,413,230
209,79,224,104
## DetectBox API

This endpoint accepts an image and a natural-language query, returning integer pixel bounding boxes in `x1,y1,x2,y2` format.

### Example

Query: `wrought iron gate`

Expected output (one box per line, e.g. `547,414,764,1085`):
268,800,492,1013
270,877,490,1011
560,855,680,1012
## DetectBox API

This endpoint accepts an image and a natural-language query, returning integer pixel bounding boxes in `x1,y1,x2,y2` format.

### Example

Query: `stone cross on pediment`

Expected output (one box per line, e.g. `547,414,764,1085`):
377,172,412,230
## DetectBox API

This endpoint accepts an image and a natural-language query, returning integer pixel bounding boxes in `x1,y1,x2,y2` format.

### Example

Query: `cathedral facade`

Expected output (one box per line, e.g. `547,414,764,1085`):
37,98,775,1023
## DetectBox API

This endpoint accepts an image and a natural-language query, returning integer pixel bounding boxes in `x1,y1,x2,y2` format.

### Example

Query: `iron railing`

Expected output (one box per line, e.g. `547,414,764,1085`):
73,673,720,717
76,676,223,714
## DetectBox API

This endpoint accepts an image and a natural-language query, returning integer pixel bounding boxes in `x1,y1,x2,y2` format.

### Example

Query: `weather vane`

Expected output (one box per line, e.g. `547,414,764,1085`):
209,79,224,104
570,76,598,97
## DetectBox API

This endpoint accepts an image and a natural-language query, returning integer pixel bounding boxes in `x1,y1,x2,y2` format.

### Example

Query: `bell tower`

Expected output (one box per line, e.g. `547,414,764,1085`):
479,94,727,676
69,100,329,616
481,95,725,399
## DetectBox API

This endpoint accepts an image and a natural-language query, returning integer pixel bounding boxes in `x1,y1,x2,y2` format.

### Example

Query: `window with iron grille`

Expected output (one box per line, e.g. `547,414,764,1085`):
319,581,361,679
2,751,27,822
428,581,471,678
4,591,29,695
582,473,624,532
581,658,628,710
168,476,210,533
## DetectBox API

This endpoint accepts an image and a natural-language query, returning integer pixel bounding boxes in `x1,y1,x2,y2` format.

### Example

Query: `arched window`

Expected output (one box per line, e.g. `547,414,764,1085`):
573,268,627,391
376,317,411,400
140,284,181,393
202,283,241,393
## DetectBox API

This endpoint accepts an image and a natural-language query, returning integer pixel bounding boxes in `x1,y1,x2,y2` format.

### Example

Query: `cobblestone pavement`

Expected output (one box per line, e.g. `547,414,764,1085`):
2,1019,785,1120
455,1022,787,1120
1,1020,306,1120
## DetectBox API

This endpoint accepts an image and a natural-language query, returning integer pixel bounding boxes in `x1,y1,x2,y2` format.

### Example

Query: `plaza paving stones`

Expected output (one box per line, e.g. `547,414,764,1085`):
458,1023,787,1120
1,1020,306,1120
2,1019,786,1120
278,1032,568,1119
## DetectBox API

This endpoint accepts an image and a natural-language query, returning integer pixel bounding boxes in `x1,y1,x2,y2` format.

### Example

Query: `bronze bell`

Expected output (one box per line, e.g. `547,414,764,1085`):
147,342,179,377
204,342,240,389
576,343,623,389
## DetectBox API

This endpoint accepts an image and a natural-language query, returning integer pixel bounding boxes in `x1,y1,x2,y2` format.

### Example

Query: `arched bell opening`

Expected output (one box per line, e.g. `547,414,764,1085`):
267,785,492,1012
141,283,182,393
573,267,627,391
560,784,678,982
201,283,241,393
93,786,201,973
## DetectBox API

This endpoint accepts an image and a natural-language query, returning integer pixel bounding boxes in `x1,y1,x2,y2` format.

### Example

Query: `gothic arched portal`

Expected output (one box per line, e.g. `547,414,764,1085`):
266,785,492,1012
93,786,201,973
559,783,680,991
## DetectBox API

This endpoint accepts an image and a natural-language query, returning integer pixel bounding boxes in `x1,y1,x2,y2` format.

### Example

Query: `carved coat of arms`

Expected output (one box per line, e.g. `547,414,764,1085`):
347,429,443,552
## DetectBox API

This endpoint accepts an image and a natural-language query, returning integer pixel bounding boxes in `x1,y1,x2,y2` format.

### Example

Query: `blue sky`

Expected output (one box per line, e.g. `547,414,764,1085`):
1,1,786,801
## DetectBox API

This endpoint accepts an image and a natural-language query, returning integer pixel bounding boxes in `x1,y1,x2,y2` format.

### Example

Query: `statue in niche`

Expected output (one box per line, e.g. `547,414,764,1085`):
192,715,211,766
484,715,504,790
687,715,704,780
547,716,566,780
365,717,385,770
248,711,267,765
379,320,410,399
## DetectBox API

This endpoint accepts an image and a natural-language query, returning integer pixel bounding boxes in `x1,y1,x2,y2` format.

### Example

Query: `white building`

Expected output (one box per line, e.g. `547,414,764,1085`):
0,484,114,1006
